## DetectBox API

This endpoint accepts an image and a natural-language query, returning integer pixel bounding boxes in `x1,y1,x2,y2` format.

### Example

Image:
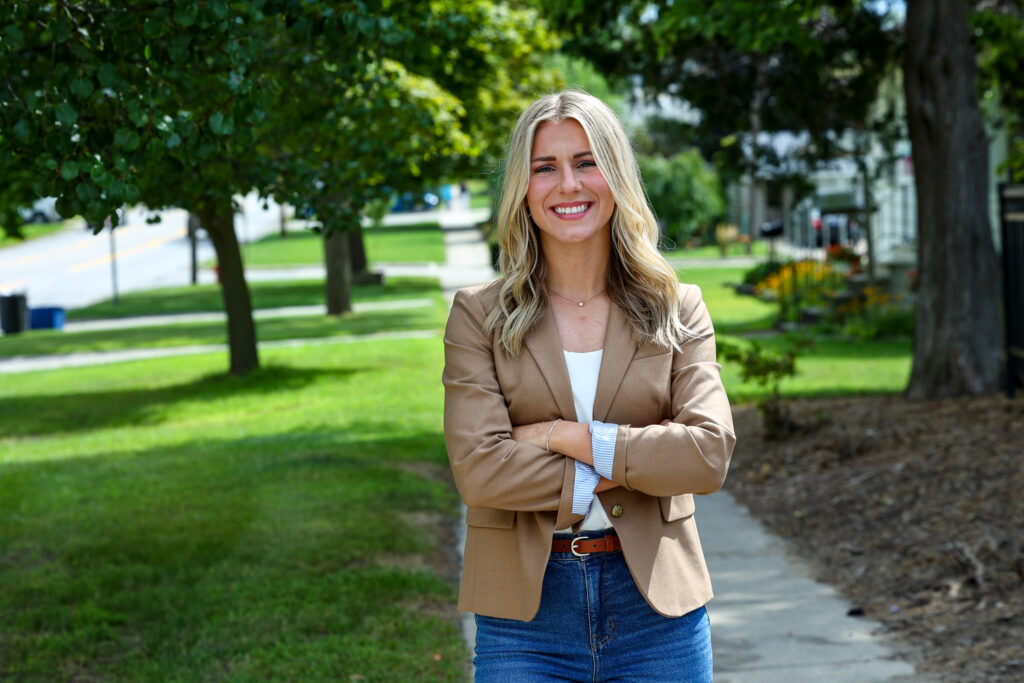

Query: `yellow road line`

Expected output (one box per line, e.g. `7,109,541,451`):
68,227,188,273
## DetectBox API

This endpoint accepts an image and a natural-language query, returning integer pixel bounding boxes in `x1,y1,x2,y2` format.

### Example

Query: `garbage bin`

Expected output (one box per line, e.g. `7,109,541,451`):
29,307,66,330
0,293,28,334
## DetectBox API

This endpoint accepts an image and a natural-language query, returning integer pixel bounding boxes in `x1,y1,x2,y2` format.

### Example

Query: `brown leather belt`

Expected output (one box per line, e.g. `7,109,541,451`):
552,534,622,557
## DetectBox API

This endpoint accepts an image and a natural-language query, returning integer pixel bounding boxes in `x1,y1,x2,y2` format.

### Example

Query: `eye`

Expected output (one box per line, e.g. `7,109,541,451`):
578,159,597,169
532,164,555,174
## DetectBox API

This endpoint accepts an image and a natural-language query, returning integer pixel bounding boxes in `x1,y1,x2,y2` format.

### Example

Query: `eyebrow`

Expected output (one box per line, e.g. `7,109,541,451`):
530,150,593,163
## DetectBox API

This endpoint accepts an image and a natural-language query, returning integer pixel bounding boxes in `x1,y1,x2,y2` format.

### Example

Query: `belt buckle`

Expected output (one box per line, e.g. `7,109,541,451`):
570,535,590,557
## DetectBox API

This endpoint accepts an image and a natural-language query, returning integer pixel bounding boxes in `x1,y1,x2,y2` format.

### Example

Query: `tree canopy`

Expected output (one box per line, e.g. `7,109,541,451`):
1,0,558,374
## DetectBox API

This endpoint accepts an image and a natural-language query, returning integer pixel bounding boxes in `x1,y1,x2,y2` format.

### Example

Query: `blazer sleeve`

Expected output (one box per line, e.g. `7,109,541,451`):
610,284,735,496
443,287,581,529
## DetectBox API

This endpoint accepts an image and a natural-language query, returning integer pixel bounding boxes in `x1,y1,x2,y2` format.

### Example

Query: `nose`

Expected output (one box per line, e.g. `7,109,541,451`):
558,166,582,193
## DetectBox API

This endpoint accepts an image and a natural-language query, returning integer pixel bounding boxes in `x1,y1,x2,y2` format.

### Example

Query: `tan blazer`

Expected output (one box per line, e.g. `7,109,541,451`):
442,279,735,621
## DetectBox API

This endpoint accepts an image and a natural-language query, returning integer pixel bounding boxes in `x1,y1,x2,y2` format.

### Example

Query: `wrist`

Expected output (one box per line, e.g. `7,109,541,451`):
544,419,562,451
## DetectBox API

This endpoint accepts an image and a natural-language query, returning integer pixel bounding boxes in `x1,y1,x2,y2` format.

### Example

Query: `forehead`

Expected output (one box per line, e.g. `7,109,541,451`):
531,118,590,154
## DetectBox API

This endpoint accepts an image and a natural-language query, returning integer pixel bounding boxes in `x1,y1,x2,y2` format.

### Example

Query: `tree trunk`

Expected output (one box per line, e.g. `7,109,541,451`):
197,202,259,376
349,222,368,274
324,227,353,315
746,60,766,255
854,136,878,285
903,0,1003,398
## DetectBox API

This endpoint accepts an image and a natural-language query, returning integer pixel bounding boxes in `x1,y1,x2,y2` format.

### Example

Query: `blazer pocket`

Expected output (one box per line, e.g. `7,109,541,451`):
466,506,516,529
659,494,696,522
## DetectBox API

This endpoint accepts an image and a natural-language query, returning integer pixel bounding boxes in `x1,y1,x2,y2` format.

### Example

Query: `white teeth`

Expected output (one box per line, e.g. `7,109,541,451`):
554,204,588,215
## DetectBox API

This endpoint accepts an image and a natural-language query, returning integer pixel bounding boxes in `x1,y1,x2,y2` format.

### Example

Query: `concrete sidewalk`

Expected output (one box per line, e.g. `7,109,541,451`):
440,224,926,681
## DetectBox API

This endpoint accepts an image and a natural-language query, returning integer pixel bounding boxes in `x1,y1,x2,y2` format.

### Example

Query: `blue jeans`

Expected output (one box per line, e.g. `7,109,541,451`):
474,533,713,682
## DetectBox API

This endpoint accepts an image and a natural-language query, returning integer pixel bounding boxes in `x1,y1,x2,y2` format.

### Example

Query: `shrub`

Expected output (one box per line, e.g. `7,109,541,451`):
638,150,724,248
741,260,785,287
719,335,811,439
836,287,915,340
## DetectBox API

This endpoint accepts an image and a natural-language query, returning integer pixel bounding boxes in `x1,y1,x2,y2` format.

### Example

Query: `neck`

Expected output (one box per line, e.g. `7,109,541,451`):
542,237,611,301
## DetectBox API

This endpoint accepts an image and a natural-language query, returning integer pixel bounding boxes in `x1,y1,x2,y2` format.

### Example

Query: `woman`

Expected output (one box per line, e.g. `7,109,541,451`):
442,90,735,681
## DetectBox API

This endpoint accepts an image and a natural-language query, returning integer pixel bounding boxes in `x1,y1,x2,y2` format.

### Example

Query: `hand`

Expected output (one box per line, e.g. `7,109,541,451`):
510,421,549,450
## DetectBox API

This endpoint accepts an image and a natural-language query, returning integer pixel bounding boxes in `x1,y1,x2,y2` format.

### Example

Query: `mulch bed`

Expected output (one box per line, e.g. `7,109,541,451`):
725,393,1024,682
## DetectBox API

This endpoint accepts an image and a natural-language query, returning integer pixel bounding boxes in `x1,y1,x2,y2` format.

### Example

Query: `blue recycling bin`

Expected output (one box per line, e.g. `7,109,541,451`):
29,307,66,330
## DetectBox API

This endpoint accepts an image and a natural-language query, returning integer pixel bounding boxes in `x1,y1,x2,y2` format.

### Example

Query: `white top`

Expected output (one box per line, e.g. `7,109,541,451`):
558,349,614,532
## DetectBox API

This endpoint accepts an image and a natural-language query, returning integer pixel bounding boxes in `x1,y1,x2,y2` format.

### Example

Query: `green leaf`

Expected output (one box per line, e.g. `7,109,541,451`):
106,179,125,202
209,111,233,135
97,63,119,88
144,43,152,61
173,5,198,27
4,25,24,50
13,118,32,142
60,161,80,180
90,165,113,187
166,132,182,148
145,138,165,158
52,20,72,44
169,44,189,62
143,18,164,40
71,77,94,99
129,109,148,128
124,183,141,204
114,128,140,151
357,16,376,36
55,102,78,126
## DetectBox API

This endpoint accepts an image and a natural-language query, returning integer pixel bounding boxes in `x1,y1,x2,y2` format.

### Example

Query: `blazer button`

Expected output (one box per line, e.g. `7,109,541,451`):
611,504,623,518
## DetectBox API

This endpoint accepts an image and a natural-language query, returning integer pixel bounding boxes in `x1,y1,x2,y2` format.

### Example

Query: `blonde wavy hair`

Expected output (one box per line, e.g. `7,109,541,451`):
485,90,692,356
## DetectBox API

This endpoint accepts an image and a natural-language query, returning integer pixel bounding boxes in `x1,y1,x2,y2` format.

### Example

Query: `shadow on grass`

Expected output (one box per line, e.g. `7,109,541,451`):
0,430,464,680
0,365,365,438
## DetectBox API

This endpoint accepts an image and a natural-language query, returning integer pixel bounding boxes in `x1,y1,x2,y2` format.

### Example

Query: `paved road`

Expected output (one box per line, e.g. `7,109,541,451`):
0,194,291,311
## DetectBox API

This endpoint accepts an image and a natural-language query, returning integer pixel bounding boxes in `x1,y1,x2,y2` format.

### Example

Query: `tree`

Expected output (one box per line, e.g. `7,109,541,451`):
904,0,1003,397
542,1,894,247
0,1,557,373
637,151,724,248
547,1,1020,398
277,0,558,314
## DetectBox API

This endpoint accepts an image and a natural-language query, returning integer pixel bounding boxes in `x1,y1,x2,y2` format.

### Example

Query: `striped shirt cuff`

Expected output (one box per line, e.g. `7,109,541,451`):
572,462,601,515
589,420,618,480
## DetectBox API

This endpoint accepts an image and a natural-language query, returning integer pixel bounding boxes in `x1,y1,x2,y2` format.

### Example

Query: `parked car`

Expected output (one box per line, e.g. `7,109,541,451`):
18,197,61,224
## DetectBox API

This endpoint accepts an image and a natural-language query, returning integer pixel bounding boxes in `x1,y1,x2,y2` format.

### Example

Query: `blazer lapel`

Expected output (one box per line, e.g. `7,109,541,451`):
593,302,638,422
524,307,578,421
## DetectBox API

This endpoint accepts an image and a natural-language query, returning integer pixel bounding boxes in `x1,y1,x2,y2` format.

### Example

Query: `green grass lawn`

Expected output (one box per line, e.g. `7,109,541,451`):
678,266,777,334
1,218,78,247
69,276,441,320
241,222,444,267
0,279,446,359
677,265,912,400
662,239,772,260
0,337,465,680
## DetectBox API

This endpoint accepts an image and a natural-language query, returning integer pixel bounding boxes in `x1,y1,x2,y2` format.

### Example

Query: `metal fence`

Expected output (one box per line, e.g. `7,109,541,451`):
999,183,1024,397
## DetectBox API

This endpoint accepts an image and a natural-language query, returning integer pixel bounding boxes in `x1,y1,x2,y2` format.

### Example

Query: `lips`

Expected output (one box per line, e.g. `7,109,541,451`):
551,202,592,218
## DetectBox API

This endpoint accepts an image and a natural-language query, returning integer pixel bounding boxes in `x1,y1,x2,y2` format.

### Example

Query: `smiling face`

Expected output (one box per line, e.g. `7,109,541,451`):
526,118,615,251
